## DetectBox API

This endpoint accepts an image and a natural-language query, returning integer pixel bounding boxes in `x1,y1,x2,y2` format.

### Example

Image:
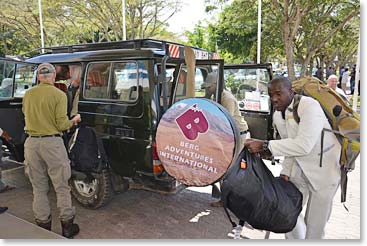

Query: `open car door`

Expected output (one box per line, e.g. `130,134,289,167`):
0,58,37,161
171,59,225,105
224,63,273,140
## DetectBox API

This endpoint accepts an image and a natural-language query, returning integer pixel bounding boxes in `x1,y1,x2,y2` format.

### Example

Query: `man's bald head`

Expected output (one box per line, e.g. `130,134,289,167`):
269,76,292,90
268,76,294,112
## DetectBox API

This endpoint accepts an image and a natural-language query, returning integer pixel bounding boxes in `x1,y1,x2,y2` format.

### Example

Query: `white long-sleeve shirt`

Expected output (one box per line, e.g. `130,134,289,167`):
268,96,341,190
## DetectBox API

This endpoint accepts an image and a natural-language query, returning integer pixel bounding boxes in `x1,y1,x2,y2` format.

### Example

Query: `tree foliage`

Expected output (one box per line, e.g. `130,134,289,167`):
0,0,182,55
293,0,360,77
186,0,359,81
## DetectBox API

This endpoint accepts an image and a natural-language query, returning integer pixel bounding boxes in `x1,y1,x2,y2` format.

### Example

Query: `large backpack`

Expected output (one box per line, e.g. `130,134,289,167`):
291,77,360,204
68,125,107,174
221,148,303,233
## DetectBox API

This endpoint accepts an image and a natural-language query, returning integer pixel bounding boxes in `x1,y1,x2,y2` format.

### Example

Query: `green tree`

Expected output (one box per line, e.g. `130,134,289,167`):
199,0,283,64
0,0,183,55
293,0,360,77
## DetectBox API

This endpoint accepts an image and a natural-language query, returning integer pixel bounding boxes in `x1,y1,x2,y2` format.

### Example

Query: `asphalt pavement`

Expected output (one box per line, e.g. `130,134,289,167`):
0,156,361,240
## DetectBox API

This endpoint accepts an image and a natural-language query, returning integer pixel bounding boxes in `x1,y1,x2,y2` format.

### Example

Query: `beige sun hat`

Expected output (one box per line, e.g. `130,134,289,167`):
37,63,56,75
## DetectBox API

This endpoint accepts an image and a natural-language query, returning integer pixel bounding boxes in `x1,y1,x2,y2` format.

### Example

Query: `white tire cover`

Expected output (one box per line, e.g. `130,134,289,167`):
156,98,239,186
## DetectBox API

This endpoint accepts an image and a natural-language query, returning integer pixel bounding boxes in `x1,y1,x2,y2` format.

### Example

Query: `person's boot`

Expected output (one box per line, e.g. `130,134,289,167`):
61,218,80,238
210,199,224,207
35,216,52,231
0,207,8,214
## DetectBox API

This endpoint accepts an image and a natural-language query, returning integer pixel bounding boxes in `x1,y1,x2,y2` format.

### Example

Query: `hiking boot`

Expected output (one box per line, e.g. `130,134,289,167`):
36,220,52,231
0,185,16,193
0,207,8,214
35,216,52,231
61,218,80,238
210,200,224,207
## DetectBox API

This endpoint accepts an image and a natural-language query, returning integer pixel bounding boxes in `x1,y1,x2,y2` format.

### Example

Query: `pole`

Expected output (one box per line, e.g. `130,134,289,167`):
256,0,262,91
122,0,127,40
352,33,360,111
257,0,262,64
38,0,45,53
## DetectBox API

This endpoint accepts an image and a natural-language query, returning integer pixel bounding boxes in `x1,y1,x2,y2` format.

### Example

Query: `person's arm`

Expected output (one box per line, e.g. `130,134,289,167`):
221,94,236,116
280,157,294,181
55,94,79,131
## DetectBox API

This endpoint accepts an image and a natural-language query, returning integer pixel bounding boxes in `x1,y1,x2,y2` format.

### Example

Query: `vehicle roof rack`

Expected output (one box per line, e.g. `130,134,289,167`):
24,39,220,60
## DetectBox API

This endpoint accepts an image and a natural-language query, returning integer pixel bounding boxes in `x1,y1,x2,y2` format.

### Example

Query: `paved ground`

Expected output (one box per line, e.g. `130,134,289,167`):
0,156,361,240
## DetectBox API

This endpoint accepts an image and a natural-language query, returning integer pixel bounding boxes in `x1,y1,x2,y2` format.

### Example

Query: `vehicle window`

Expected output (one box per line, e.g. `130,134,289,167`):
194,67,207,97
0,60,35,98
158,66,175,106
112,62,139,101
224,68,271,112
14,64,35,97
0,61,15,98
85,62,110,100
174,65,218,102
84,62,141,102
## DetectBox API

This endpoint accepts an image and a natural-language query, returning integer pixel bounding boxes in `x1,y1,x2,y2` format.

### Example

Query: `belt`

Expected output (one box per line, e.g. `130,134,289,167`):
30,134,62,138
240,130,248,135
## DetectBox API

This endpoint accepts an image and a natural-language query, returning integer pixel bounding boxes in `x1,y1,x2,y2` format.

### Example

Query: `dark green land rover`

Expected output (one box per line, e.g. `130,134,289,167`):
0,39,272,208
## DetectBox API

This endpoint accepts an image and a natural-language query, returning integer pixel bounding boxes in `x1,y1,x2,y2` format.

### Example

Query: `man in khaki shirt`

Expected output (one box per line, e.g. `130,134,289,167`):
22,63,81,238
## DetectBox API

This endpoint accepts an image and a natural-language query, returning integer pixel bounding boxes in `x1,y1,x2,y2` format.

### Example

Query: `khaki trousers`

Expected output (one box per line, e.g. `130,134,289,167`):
24,136,75,222
285,163,339,239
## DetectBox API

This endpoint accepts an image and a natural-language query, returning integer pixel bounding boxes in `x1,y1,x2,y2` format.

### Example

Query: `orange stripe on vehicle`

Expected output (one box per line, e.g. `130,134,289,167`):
169,44,180,58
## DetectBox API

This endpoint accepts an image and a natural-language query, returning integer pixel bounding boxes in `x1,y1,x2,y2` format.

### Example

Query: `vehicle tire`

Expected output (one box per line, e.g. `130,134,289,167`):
70,169,113,209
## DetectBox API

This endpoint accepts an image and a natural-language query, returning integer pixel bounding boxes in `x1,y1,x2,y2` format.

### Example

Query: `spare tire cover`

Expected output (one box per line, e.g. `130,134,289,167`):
156,98,239,186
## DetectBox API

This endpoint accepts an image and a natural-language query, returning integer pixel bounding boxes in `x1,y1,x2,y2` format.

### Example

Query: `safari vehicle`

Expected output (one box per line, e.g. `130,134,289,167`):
0,39,273,208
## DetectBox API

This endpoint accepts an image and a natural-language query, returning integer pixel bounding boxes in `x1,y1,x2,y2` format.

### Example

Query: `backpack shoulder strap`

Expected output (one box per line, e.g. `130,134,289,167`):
292,94,302,124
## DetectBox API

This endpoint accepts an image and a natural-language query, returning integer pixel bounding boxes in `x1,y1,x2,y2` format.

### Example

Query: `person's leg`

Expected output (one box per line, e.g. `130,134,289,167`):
304,183,339,239
0,139,4,191
351,79,355,94
41,137,79,238
284,165,309,239
40,137,75,221
24,138,52,223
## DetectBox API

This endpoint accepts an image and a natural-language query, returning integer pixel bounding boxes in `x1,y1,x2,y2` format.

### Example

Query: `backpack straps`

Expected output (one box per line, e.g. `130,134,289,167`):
292,94,302,124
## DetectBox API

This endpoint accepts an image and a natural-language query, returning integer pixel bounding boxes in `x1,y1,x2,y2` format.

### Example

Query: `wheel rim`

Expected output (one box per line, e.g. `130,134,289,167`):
73,179,98,198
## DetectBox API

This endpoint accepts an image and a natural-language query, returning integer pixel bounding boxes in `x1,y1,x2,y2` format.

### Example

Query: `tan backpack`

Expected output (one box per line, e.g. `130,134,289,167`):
292,77,360,204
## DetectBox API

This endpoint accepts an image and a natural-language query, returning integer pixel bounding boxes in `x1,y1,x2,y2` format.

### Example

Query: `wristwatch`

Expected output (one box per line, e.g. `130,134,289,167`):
262,140,269,151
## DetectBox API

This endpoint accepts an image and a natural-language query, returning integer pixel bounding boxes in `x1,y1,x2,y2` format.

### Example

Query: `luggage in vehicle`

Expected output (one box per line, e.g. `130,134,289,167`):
68,125,106,174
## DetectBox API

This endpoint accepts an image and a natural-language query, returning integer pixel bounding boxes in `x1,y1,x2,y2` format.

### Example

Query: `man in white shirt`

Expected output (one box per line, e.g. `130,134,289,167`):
341,68,349,95
327,75,347,99
244,77,341,239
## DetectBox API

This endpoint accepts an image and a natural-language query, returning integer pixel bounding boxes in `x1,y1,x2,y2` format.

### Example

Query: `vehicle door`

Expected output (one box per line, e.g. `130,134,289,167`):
78,60,151,177
171,59,225,104
224,64,273,140
0,58,37,161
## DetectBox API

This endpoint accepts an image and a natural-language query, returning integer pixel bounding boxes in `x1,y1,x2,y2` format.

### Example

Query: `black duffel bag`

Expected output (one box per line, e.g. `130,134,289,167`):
68,125,106,174
221,148,303,233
